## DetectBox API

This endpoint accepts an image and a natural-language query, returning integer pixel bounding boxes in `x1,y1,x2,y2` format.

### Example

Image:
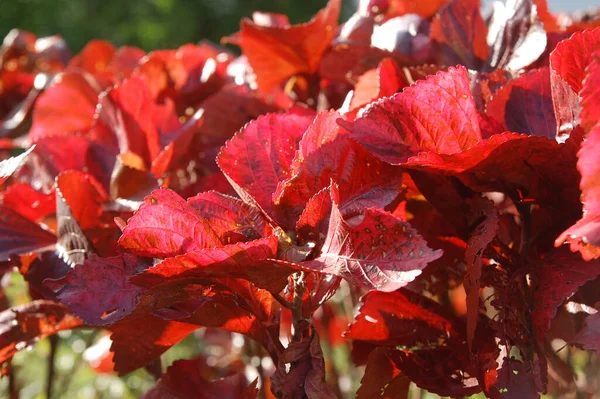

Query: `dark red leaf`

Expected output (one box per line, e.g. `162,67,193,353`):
0,300,82,365
430,0,489,70
530,248,600,342
271,324,336,399
573,310,600,351
493,357,540,399
128,236,291,293
486,67,556,138
217,112,313,215
0,205,55,262
464,197,498,350
295,187,333,245
345,288,461,345
118,189,222,258
223,0,341,92
109,314,199,375
404,133,581,227
340,66,481,164
356,347,410,399
143,359,258,399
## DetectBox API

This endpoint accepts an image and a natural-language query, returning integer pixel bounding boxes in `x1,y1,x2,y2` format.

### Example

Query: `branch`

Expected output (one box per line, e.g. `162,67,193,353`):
46,335,59,399
291,272,307,343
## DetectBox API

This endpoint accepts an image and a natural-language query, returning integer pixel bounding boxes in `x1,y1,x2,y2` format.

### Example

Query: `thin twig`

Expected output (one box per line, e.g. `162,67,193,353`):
46,335,59,399
8,362,18,399
273,292,292,310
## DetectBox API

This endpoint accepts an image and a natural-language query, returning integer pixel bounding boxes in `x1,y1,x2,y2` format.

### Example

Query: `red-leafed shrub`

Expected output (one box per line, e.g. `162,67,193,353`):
1,0,600,398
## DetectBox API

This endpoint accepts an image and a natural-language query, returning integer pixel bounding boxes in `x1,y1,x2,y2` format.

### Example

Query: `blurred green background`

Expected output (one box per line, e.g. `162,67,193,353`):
0,0,355,52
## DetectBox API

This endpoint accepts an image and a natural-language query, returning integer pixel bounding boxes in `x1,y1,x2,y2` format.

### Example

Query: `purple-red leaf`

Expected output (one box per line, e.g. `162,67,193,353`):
486,67,556,138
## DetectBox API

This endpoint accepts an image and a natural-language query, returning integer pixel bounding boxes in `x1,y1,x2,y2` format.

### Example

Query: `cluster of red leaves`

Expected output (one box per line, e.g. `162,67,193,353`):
1,0,600,397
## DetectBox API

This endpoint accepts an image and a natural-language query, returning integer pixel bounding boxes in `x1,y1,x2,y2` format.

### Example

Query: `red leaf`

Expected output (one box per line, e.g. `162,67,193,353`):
1,183,55,222
150,108,203,178
349,58,408,112
275,138,403,229
549,27,600,95
292,110,349,172
0,146,34,185
580,50,600,130
56,170,106,230
128,236,291,293
531,248,600,342
387,0,448,18
340,66,481,164
271,324,336,399
217,112,313,215
303,188,442,292
91,77,181,165
134,42,232,112
0,205,56,262
143,359,258,399
0,300,82,365
118,189,222,258
29,72,101,140
464,197,498,350
187,191,271,243
68,40,116,75
430,0,489,70
223,0,341,92
486,67,556,138
556,124,600,259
